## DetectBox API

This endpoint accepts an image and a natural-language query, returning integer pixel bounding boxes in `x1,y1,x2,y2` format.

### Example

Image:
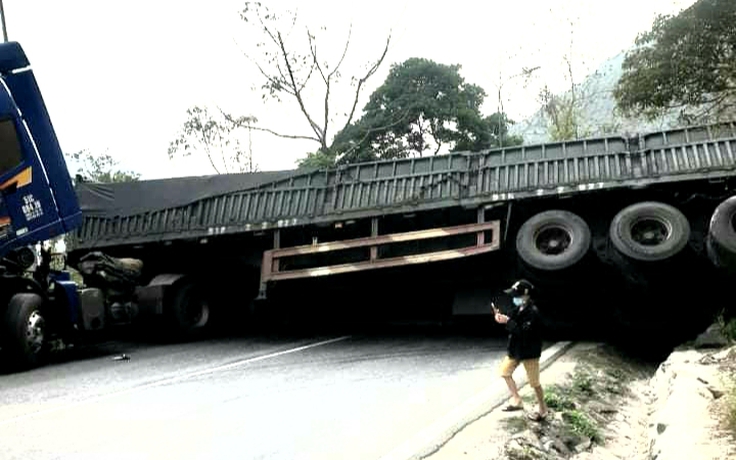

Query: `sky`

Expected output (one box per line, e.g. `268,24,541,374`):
4,0,696,180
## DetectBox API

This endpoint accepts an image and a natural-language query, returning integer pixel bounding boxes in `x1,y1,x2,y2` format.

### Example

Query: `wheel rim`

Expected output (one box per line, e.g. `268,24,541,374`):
534,225,573,255
25,310,45,355
630,217,670,246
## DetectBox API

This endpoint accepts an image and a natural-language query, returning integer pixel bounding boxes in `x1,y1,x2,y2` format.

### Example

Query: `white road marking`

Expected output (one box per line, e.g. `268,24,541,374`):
0,335,351,426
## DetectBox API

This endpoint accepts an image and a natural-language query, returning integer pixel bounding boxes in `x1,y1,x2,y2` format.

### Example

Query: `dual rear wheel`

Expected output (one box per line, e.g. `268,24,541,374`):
515,201,691,272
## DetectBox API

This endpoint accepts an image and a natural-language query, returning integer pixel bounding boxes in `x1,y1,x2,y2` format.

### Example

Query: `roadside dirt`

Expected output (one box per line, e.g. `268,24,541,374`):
421,339,736,460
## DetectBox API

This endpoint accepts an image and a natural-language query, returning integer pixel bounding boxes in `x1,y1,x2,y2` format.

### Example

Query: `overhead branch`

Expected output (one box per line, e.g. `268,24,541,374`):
276,31,324,144
341,33,392,133
247,125,321,142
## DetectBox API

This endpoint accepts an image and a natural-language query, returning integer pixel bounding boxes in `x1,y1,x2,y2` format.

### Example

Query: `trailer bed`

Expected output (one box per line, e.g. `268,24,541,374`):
71,121,736,251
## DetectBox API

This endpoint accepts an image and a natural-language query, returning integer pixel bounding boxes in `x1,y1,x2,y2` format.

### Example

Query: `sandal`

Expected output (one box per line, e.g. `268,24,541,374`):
527,411,547,421
502,404,523,412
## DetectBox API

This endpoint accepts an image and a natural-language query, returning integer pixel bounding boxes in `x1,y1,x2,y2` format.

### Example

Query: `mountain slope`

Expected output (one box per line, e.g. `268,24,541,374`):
508,50,682,144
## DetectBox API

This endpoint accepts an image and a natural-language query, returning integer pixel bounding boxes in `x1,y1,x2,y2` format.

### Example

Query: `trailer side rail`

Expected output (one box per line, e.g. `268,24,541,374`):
258,219,500,298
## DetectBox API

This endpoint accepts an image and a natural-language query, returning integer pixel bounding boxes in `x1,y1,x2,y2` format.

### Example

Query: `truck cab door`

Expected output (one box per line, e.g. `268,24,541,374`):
0,110,64,253
0,42,81,256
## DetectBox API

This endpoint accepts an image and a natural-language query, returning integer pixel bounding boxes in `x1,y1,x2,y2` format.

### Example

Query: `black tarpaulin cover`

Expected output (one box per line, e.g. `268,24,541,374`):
75,170,298,218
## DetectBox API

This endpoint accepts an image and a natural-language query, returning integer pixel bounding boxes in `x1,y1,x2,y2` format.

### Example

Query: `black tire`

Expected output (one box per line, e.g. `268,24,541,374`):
515,210,591,271
609,201,690,262
166,282,210,336
707,195,736,269
2,293,47,369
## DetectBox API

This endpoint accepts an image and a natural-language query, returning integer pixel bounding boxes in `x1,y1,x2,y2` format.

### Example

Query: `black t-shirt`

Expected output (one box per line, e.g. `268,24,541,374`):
505,300,543,360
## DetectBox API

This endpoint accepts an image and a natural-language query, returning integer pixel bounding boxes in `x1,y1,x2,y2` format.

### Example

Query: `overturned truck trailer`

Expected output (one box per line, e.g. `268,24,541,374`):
67,121,736,337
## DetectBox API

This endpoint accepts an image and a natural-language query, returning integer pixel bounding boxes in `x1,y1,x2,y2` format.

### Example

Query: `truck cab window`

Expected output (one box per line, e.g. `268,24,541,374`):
0,118,24,177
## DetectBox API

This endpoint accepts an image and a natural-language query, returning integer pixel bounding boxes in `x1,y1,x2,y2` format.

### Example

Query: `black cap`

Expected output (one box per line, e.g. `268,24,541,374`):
504,279,535,297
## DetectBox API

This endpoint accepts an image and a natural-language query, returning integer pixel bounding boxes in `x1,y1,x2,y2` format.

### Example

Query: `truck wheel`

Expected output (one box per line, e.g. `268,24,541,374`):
515,210,591,271
609,201,690,262
2,293,47,369
707,195,736,269
167,282,210,335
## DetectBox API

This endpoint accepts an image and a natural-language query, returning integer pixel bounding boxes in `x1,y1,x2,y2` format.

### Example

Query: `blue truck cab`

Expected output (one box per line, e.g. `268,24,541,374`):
0,41,86,368
0,41,206,370
0,41,81,250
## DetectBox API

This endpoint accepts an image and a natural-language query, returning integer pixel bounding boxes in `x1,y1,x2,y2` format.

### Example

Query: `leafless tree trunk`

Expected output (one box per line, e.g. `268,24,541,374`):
237,2,392,153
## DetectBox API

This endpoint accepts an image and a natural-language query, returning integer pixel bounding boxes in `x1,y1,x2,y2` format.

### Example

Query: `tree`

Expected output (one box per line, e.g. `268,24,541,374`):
452,112,523,152
237,2,391,156
168,105,259,174
492,65,540,147
57,149,140,253
328,58,522,165
65,149,140,183
297,149,340,169
614,0,736,123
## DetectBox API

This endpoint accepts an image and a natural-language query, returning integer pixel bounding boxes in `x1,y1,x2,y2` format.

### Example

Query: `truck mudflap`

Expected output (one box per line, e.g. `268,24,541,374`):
258,218,501,299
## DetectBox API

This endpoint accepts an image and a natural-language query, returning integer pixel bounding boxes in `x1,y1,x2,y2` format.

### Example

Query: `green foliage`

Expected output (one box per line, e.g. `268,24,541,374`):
538,79,595,142
614,0,736,123
562,409,601,442
538,385,602,444
297,149,338,169
168,105,259,174
65,149,140,183
543,387,576,411
329,58,522,164
454,112,524,151
572,370,595,396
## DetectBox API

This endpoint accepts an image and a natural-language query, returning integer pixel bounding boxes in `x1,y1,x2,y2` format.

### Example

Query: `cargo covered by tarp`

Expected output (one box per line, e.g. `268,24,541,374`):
70,122,736,251
76,170,298,218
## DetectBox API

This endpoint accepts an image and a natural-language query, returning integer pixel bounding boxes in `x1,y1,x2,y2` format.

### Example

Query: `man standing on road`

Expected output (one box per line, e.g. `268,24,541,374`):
493,279,548,421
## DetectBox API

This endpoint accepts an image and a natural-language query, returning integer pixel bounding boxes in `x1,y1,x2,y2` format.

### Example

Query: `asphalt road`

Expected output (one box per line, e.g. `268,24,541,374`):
0,327,532,460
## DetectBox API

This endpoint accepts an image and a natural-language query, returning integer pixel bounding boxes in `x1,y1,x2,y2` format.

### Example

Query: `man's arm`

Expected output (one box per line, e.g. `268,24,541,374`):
507,306,541,334
504,308,521,333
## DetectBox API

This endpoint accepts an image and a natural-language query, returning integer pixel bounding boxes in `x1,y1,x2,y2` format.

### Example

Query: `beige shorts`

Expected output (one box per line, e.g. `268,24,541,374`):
498,356,541,387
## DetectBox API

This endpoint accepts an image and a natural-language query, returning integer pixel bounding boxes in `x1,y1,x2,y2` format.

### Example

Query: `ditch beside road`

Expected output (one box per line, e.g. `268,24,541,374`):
421,329,736,460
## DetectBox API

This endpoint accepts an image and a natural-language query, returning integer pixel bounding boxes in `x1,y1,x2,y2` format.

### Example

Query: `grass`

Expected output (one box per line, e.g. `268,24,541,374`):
510,349,647,451
546,371,603,445
572,370,595,396
543,386,576,411
563,409,601,442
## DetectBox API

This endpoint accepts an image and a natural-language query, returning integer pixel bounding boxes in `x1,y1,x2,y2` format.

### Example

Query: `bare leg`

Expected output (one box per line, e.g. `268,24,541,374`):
532,385,548,416
503,376,523,407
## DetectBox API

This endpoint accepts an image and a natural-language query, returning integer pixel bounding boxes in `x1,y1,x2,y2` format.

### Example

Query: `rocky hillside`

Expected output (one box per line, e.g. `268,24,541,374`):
507,50,682,144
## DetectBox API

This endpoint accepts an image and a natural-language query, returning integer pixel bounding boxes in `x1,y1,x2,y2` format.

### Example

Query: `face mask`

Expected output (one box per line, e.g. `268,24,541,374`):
512,297,523,306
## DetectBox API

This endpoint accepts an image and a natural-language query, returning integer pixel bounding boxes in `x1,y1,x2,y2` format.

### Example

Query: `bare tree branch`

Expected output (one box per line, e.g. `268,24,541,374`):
306,30,331,145
276,31,324,145
231,38,296,97
238,3,392,156
327,24,352,80
341,33,392,134
246,125,321,142
337,108,413,158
